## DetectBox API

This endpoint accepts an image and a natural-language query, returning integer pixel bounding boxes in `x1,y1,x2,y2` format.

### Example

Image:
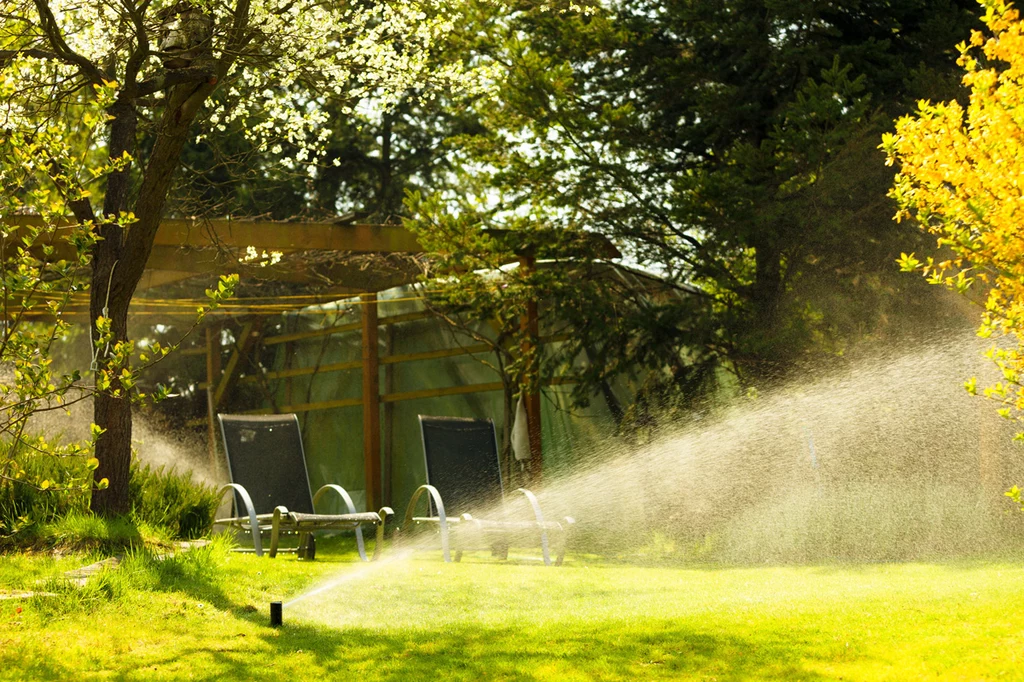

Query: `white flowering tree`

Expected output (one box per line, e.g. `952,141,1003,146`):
0,0,476,515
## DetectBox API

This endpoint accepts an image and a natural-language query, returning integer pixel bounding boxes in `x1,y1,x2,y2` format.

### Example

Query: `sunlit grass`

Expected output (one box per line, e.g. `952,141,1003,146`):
2,537,1023,680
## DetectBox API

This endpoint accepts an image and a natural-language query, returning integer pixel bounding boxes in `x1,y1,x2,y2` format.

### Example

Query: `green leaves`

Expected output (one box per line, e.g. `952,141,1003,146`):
152,384,172,403
198,274,239,321
897,253,921,272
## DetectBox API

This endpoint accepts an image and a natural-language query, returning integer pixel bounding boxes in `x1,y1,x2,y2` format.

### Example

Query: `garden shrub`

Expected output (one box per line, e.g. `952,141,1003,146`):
1,436,220,543
0,436,89,540
40,512,148,552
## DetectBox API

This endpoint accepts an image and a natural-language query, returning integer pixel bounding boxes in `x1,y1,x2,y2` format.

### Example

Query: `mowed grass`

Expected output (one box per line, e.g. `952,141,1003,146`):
2,537,1024,681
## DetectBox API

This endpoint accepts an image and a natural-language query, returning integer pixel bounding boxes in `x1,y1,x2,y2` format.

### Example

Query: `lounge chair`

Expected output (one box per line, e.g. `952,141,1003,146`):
214,414,393,560
399,415,574,565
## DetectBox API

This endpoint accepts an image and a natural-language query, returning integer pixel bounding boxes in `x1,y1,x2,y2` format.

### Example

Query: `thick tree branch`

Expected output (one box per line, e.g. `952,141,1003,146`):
100,98,137,228
32,0,107,84
120,0,153,92
135,65,216,97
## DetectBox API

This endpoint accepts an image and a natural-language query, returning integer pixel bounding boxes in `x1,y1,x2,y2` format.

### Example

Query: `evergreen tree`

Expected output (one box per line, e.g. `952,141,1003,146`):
415,0,980,406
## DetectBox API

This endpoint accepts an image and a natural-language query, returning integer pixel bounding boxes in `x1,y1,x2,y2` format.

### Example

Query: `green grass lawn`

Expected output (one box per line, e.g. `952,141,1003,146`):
2,538,1023,681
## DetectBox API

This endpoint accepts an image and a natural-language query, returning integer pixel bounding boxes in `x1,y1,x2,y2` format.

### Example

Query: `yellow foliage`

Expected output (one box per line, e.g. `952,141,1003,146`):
883,0,1024,419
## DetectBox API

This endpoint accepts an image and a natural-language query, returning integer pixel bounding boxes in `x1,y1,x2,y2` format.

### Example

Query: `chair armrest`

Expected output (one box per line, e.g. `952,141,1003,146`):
402,485,451,562
514,488,552,566
312,484,360,515
217,484,263,557
372,507,395,561
312,484,371,561
269,505,290,558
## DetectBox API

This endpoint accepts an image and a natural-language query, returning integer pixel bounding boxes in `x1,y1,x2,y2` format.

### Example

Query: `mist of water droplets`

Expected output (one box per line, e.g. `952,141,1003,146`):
528,333,1024,564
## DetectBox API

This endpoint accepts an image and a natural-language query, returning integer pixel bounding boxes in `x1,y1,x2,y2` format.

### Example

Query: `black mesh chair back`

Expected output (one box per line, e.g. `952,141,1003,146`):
418,415,504,517
218,414,315,515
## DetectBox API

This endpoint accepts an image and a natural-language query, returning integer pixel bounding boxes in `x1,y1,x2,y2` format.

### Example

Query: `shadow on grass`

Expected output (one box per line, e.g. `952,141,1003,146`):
3,538,845,680
132,535,378,619
1,616,838,681
271,619,836,681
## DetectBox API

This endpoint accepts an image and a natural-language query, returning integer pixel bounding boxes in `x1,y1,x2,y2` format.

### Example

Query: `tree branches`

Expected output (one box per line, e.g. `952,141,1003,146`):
30,0,106,84
135,65,215,97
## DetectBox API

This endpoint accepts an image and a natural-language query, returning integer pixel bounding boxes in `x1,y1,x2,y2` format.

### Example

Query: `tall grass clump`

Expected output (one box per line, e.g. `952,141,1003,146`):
2,435,220,545
128,462,220,539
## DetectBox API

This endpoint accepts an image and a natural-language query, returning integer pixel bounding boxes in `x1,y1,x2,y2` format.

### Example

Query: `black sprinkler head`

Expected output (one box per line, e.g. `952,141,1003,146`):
270,601,283,627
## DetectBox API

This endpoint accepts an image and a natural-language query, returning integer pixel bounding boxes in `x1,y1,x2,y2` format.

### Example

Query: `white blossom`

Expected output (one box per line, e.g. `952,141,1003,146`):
2,0,490,170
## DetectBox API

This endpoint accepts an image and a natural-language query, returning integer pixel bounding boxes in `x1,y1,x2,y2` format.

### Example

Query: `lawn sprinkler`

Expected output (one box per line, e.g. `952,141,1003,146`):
270,601,283,627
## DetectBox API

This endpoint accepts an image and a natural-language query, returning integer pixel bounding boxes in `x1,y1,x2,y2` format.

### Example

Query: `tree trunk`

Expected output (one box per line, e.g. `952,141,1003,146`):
89,100,138,517
751,237,782,331
88,274,134,516
89,88,204,516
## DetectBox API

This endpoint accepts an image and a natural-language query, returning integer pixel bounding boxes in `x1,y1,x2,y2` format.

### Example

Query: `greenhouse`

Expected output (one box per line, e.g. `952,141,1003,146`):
234,263,662,515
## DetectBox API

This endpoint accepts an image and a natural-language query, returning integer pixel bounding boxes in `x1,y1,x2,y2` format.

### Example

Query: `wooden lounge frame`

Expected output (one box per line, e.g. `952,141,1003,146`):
214,414,394,560
216,482,392,560
397,416,574,566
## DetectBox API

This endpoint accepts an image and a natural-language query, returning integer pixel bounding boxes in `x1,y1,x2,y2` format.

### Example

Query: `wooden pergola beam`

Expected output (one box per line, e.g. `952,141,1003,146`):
9,216,620,276
383,325,396,509
153,218,423,252
140,246,416,290
7,215,424,254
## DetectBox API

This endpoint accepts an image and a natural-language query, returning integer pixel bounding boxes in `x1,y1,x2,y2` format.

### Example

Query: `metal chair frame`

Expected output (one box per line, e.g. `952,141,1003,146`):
214,414,394,560
398,416,575,566
401,483,573,565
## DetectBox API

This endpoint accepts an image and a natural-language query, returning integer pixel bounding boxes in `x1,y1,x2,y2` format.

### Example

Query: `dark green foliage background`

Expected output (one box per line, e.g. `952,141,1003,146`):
162,0,985,429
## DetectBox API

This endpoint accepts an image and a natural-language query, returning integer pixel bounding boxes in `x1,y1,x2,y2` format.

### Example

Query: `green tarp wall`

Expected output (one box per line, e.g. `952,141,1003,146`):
266,283,631,514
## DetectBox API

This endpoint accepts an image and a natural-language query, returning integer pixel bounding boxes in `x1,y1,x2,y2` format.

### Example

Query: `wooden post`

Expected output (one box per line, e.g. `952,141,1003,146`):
361,293,382,512
520,256,543,484
382,324,395,508
206,318,262,474
205,323,222,471
212,319,259,409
